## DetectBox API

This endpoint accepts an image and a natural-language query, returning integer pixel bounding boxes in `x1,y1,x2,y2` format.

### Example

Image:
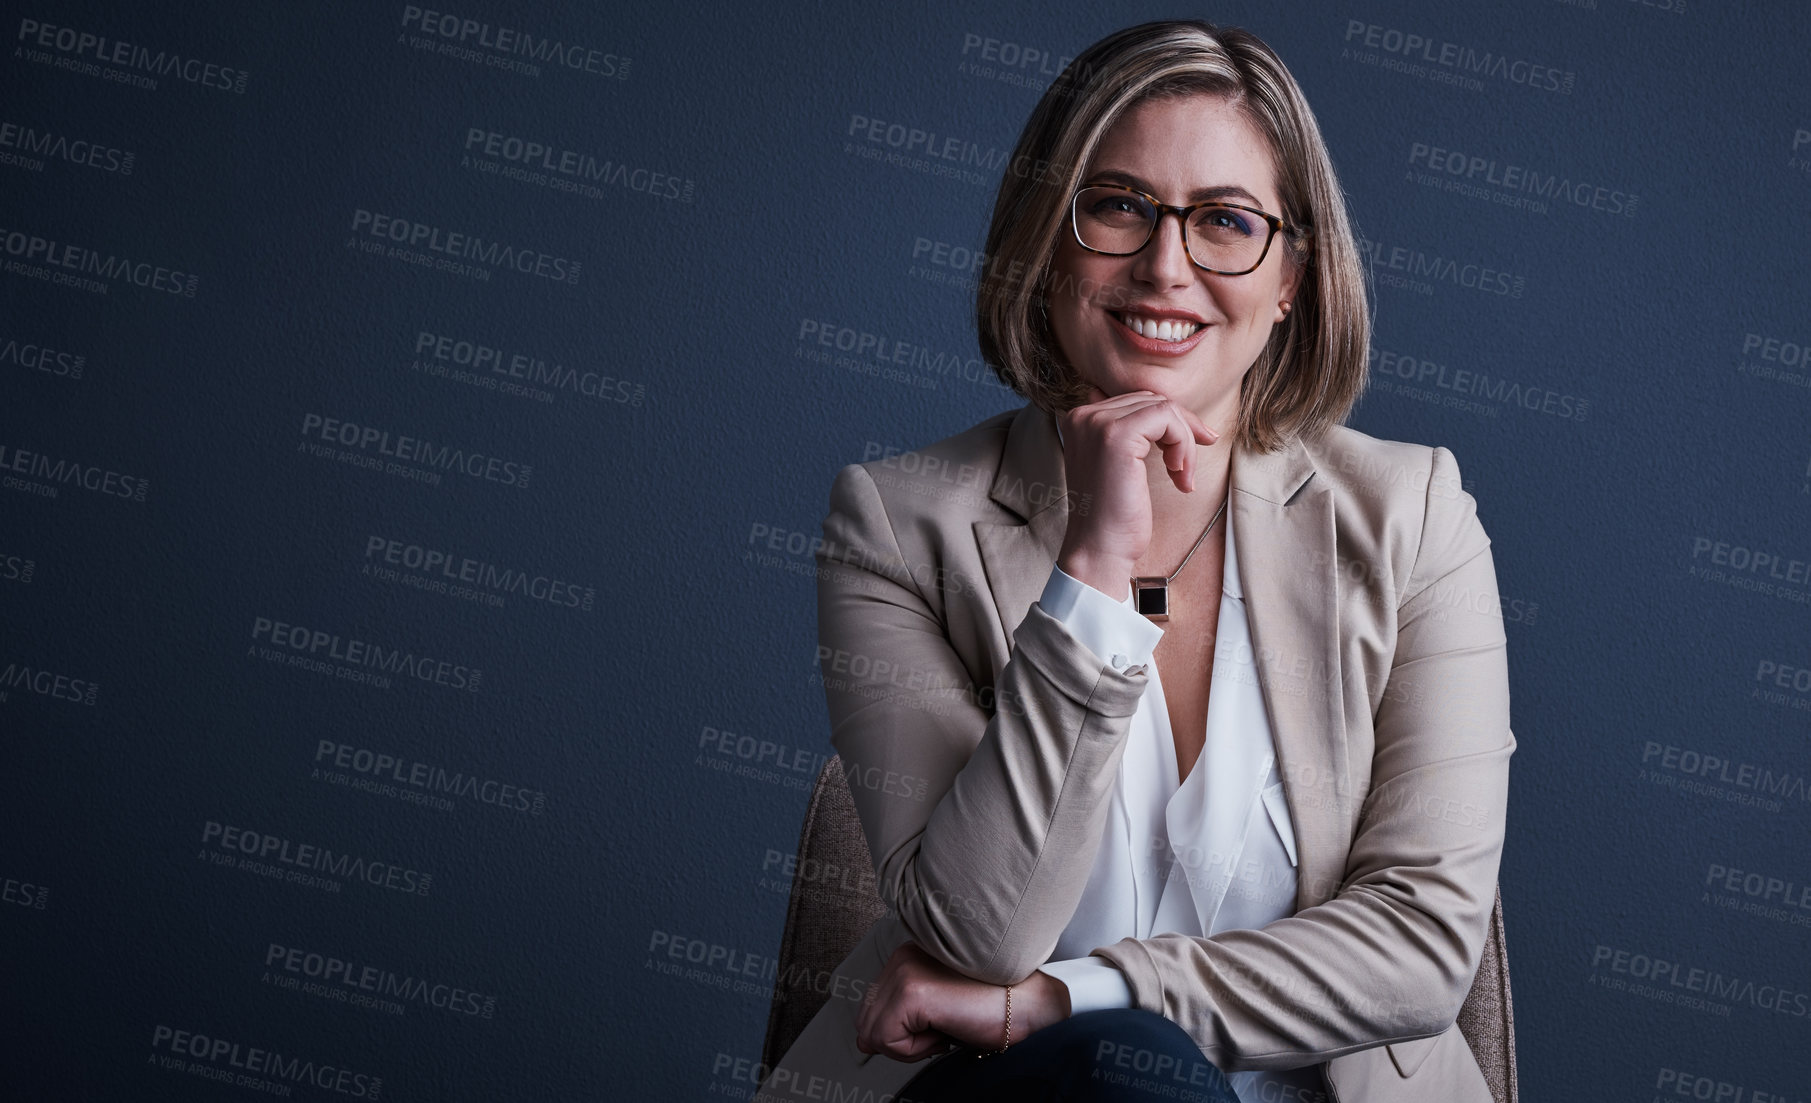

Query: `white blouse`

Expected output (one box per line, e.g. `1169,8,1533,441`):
1030,499,1331,1102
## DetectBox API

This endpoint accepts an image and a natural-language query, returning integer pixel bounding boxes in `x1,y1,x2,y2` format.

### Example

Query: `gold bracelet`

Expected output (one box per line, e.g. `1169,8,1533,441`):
993,984,1013,1055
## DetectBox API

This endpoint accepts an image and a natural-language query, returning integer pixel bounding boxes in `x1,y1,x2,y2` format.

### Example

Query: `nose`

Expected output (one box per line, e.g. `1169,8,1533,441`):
1130,209,1194,291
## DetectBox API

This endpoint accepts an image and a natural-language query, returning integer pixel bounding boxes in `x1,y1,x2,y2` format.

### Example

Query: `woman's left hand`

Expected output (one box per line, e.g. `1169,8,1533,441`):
854,941,1070,1061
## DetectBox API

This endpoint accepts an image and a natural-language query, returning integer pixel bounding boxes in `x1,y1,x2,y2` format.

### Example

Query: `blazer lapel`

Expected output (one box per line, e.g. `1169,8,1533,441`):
972,403,1350,913
1228,438,1351,913
973,404,1069,660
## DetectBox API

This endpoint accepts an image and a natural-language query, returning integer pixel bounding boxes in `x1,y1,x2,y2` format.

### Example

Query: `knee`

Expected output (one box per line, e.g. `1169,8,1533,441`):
1062,1008,1195,1051
1053,1008,1207,1067
1059,1010,1232,1096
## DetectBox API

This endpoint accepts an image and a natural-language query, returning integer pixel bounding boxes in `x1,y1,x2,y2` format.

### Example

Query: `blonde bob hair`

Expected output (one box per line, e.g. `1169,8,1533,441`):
976,20,1369,454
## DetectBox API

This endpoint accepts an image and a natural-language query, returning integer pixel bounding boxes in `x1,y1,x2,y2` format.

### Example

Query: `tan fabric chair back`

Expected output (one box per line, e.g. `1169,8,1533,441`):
762,757,1517,1103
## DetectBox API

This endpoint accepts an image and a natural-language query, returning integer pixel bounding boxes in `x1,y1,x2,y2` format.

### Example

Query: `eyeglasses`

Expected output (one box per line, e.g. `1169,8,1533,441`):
1069,183,1300,276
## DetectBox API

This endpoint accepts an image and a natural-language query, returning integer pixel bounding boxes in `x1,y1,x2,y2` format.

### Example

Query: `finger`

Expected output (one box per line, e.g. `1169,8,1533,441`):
1069,394,1208,492
1087,397,1196,486
898,1031,952,1062
1149,405,1197,493
1082,389,1219,445
1068,393,1172,439
1063,390,1164,450
855,990,891,1055
1066,392,1151,438
853,972,885,1047
1103,393,1216,447
1096,398,1197,493
1177,402,1220,445
871,1014,938,1062
1081,388,1165,412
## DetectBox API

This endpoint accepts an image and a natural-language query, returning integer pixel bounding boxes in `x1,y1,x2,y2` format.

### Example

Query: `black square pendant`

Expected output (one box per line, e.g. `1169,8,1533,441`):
1131,576,1170,621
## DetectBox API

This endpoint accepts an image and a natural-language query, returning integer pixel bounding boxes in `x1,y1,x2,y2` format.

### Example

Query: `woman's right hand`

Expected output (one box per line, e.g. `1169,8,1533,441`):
1055,386,1218,599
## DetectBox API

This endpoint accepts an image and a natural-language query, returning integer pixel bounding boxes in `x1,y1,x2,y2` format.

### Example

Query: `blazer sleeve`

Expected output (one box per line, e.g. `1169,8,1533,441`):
814,462,1146,986
1089,444,1517,1070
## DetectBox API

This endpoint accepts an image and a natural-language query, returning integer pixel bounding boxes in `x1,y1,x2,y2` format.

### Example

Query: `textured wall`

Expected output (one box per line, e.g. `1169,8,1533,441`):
3,1,1807,1099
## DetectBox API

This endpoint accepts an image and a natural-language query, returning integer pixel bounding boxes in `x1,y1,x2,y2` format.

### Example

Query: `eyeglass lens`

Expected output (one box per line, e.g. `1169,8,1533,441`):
1073,186,1271,273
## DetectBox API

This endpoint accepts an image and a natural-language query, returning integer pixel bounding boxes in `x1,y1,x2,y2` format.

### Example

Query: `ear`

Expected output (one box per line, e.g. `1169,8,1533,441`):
1272,254,1305,325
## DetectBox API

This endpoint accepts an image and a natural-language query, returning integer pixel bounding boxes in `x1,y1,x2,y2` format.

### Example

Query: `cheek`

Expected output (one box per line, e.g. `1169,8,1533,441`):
1046,252,1106,319
1060,265,1141,326
1223,280,1283,328
1046,248,1088,302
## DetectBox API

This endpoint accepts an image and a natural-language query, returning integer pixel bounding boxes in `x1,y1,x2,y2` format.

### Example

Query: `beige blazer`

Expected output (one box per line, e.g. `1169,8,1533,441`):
757,402,1514,1102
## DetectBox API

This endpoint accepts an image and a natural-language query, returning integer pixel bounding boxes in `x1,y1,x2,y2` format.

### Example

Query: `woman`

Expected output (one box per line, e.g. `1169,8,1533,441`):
758,19,1513,1103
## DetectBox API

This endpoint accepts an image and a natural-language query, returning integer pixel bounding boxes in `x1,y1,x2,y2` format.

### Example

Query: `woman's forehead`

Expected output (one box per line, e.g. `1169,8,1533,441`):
1086,97,1282,208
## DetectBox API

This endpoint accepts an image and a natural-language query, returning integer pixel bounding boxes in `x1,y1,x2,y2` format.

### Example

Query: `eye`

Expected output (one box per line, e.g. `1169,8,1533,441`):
1089,193,1148,217
1200,207,1256,237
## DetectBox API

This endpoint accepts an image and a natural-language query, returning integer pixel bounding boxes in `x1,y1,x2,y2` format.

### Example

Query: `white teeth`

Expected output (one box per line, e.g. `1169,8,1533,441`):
1118,313,1202,342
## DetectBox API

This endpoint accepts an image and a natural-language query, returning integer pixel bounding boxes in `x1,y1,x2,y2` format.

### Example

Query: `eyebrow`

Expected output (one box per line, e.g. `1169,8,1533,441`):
1084,170,1267,208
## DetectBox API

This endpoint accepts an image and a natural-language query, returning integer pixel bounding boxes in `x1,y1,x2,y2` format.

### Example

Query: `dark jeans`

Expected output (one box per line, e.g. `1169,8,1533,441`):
895,1008,1242,1103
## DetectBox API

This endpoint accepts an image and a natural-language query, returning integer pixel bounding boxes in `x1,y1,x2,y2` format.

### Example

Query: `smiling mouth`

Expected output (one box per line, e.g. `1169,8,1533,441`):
1111,311,1205,343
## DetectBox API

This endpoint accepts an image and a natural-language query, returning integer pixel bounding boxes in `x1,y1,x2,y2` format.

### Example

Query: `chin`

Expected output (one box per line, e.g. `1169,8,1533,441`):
1100,362,1196,396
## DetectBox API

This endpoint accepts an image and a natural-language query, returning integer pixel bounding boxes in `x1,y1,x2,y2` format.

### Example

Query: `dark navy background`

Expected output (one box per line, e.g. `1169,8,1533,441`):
3,1,1808,1099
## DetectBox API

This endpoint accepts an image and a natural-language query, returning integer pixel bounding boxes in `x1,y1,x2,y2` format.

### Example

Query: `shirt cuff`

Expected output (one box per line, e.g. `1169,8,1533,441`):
1037,562,1164,675
1037,956,1134,1015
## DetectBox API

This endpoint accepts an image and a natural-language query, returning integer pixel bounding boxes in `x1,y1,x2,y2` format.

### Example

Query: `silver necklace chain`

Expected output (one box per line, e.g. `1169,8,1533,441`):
1162,495,1227,583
